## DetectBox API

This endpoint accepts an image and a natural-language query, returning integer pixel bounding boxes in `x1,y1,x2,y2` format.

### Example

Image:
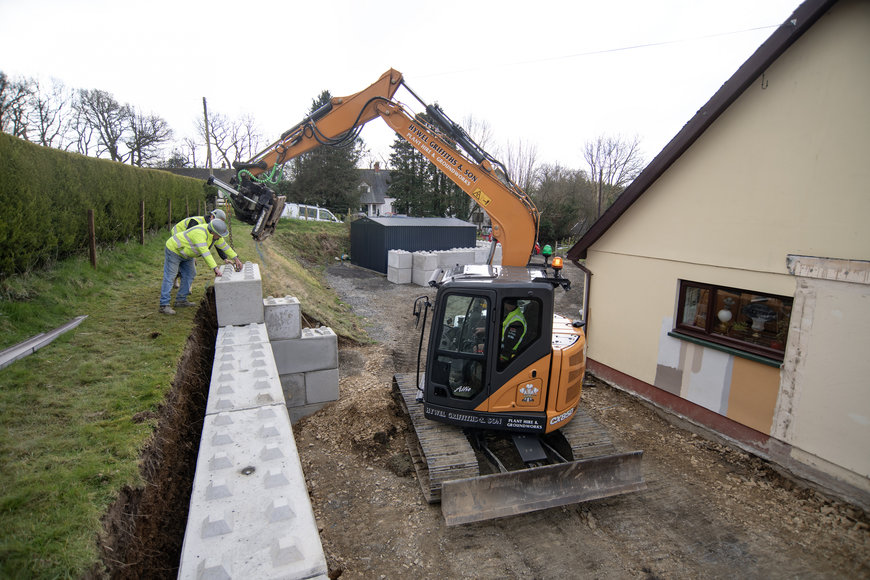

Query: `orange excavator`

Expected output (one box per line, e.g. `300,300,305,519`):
207,69,644,525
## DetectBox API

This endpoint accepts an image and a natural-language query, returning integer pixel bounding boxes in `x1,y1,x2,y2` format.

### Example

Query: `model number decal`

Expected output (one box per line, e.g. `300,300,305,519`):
549,407,575,426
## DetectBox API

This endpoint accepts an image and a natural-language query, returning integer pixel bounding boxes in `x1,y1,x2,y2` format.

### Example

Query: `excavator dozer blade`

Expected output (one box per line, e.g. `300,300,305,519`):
440,450,645,526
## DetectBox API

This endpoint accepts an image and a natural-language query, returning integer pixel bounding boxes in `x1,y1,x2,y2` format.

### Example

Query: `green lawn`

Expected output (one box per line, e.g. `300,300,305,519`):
0,218,364,577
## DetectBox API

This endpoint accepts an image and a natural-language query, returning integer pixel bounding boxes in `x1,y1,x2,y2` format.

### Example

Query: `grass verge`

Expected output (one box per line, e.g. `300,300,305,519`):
0,217,363,577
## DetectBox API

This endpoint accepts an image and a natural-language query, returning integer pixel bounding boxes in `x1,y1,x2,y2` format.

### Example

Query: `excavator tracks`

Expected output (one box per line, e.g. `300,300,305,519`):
395,373,479,503
394,372,641,518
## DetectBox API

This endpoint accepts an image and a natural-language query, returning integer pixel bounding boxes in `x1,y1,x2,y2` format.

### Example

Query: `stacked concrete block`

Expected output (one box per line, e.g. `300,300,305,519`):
387,250,413,284
475,241,502,265
437,247,476,269
412,251,440,286
179,322,328,579
270,326,340,423
263,296,302,340
215,262,265,327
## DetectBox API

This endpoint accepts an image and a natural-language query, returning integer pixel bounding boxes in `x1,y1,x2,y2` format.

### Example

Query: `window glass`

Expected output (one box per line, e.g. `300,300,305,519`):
675,281,792,361
681,286,709,328
431,295,488,400
497,297,542,371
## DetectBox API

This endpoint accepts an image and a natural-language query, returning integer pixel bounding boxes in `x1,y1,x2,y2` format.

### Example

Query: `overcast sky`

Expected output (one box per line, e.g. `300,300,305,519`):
1,0,802,171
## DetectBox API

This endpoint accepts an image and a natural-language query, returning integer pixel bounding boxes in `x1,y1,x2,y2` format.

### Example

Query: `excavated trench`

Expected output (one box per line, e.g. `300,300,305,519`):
96,290,217,579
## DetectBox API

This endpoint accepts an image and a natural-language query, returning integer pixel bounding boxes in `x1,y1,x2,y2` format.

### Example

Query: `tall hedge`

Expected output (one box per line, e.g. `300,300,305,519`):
0,133,208,277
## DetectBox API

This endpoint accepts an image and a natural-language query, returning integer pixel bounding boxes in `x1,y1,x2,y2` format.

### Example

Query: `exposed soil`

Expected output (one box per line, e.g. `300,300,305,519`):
97,291,217,579
293,262,870,579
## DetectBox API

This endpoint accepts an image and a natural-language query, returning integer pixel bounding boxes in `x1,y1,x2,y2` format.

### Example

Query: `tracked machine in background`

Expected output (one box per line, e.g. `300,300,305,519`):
207,69,645,525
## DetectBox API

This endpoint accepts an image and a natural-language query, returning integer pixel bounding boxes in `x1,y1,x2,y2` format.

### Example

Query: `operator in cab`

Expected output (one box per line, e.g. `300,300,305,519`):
499,298,527,364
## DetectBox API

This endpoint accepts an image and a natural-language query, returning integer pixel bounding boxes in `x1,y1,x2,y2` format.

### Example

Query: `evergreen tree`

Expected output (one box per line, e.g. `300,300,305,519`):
285,91,363,216
387,114,470,218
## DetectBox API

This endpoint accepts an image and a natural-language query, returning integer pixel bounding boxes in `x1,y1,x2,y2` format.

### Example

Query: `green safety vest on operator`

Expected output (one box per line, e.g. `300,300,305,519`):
166,224,228,269
171,217,238,261
501,308,527,358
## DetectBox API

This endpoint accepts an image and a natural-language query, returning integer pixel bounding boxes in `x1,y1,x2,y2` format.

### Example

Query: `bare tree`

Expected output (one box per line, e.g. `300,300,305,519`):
200,112,243,168
181,136,199,167
74,88,132,162
126,109,172,166
28,78,70,147
499,138,539,193
68,104,96,155
0,71,34,138
583,134,644,218
461,114,494,151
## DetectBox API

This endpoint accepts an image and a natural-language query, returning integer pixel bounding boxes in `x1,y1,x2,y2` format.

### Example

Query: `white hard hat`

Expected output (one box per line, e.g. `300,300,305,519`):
210,208,227,222
208,219,228,237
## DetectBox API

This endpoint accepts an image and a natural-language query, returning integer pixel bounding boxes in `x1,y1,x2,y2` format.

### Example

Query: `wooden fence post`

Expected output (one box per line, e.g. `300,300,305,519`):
186,199,190,217
88,209,97,269
139,200,145,245
168,199,172,231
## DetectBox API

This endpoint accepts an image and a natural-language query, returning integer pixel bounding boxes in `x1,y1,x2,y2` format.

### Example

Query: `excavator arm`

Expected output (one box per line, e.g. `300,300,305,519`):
209,68,539,266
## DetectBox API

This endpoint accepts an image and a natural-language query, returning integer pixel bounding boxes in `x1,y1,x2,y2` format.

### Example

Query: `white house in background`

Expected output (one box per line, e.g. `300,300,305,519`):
567,0,869,509
358,162,395,216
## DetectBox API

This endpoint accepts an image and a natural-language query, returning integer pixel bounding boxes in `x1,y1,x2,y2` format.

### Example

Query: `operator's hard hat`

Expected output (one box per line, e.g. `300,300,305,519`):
210,208,227,222
208,218,228,237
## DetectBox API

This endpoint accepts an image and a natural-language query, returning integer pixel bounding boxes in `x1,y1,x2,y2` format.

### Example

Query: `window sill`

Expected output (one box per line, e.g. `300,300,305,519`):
667,331,783,368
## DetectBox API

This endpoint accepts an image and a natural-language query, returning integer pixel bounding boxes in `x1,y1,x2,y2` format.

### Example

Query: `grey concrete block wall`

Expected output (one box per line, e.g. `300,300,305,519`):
215,262,265,327
179,323,328,579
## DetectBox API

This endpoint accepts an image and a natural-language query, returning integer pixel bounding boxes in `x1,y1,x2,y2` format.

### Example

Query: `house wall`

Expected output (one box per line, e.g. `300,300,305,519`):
584,0,870,500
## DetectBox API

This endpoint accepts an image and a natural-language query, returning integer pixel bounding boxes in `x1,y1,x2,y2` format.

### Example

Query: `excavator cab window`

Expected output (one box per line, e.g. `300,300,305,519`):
431,294,489,400
497,297,542,371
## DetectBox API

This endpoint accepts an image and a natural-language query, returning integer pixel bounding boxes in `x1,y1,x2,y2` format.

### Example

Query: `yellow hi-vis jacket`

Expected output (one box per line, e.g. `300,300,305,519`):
166,224,227,269
168,219,238,263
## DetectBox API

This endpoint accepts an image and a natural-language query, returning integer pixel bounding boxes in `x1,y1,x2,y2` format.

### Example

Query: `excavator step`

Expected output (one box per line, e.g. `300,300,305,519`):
393,373,645,525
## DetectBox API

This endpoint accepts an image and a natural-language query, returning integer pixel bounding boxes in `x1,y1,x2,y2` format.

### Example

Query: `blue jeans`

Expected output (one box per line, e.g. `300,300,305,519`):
160,247,196,306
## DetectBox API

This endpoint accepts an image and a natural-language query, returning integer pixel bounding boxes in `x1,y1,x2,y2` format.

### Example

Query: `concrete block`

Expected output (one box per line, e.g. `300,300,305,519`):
214,262,264,327
412,267,437,287
216,323,269,348
264,296,301,341
271,327,338,375
305,368,340,404
287,402,328,425
207,344,283,415
178,406,327,579
388,249,413,269
387,266,412,285
279,373,306,407
412,251,439,271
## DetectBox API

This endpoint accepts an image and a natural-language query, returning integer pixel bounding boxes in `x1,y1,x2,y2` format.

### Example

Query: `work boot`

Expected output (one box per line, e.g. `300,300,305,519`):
174,299,196,308
159,305,176,315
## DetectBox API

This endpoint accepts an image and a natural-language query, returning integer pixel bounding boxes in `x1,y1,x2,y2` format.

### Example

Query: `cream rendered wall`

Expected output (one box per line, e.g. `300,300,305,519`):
585,0,870,489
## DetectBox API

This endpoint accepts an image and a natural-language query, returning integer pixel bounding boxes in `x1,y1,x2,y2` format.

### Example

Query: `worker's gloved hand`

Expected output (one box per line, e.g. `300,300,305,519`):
232,257,243,272
213,267,223,277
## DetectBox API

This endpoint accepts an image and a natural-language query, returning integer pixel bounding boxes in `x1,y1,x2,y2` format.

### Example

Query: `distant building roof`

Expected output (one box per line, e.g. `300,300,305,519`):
358,163,391,205
360,216,473,228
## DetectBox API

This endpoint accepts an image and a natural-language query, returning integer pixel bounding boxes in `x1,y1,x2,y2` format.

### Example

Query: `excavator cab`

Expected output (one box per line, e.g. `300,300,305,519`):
424,266,558,432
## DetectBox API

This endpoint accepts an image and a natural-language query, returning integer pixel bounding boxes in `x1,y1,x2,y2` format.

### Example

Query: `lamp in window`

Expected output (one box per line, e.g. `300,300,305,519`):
742,301,776,337
717,297,735,330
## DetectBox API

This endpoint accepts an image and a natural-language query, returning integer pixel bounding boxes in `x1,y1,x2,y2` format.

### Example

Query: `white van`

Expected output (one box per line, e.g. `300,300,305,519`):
281,203,342,223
